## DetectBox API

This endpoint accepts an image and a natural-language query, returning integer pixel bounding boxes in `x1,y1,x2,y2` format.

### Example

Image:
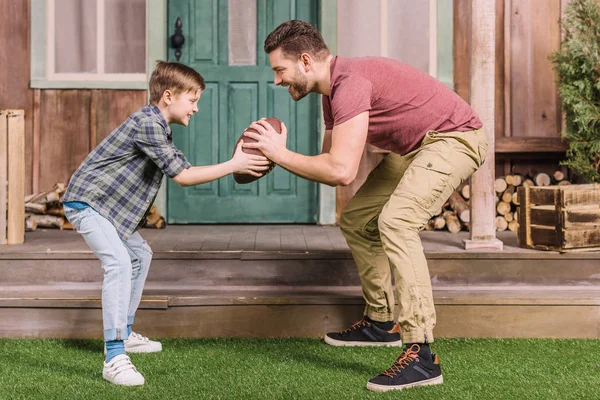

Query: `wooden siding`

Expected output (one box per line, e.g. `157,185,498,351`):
0,0,576,216
0,0,34,194
334,0,572,220
35,90,146,193
0,1,147,195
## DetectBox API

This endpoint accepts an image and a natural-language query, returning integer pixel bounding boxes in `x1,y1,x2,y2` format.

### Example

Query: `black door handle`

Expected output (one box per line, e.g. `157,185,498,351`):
170,17,185,61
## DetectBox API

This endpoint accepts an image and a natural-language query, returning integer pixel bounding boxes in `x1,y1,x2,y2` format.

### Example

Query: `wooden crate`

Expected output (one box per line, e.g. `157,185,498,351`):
518,184,600,252
0,110,25,245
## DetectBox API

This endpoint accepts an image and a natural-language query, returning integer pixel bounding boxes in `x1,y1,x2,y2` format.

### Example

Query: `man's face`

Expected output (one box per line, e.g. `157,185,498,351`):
169,89,201,126
269,48,311,101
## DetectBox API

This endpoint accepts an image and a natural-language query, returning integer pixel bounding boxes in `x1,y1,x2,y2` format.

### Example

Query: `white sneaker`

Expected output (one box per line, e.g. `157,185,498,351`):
104,332,163,355
125,332,162,353
102,354,145,386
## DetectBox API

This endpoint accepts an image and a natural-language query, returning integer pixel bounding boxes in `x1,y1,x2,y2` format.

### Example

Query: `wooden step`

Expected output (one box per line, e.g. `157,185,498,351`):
2,250,600,286
2,284,600,339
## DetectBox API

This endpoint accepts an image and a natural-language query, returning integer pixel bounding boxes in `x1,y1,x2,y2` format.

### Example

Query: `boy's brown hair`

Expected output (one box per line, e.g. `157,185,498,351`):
149,61,205,104
264,20,329,60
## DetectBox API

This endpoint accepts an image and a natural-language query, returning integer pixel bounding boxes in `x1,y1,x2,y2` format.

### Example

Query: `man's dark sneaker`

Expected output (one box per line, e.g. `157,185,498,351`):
324,317,402,347
366,344,443,392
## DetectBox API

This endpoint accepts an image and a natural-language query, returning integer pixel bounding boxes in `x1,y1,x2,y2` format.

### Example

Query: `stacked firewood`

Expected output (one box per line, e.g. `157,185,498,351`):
425,171,571,233
23,183,165,231
144,205,165,229
24,183,71,231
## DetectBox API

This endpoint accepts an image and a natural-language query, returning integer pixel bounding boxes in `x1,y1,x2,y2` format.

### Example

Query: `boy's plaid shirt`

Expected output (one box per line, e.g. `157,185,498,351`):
62,104,190,240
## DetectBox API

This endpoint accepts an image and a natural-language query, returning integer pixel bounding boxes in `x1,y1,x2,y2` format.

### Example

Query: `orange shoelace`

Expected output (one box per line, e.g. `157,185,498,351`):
381,344,421,377
340,318,370,334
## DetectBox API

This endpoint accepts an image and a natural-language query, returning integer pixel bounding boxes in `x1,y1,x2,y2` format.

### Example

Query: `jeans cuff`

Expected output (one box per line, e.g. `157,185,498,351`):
127,315,135,326
103,326,130,342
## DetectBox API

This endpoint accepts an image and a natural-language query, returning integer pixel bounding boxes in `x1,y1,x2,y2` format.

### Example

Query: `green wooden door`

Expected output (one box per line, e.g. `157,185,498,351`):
167,0,319,223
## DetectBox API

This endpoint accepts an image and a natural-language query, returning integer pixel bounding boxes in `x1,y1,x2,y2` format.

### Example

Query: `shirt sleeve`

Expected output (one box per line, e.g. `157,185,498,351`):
329,73,373,127
134,121,191,178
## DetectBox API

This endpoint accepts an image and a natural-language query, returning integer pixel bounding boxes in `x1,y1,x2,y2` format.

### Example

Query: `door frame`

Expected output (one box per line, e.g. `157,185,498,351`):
150,0,337,224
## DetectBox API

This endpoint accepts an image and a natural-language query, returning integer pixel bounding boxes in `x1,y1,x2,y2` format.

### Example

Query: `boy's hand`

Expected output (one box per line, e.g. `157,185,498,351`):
231,140,272,176
243,119,288,164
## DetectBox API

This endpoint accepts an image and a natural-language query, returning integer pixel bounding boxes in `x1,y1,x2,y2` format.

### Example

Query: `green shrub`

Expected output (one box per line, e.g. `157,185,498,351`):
550,0,600,182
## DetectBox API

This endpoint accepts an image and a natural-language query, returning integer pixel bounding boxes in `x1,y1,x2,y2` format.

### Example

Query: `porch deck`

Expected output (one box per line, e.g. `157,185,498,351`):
2,227,600,339
0,225,560,254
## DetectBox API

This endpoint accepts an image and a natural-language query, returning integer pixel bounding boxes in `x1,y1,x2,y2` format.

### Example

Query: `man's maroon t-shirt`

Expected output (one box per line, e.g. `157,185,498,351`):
322,56,483,155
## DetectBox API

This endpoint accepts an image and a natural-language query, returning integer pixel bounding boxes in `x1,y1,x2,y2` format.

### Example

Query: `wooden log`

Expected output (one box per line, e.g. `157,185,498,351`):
505,212,514,222
534,173,551,187
505,175,514,185
461,184,470,199
425,219,435,231
512,191,519,205
496,215,508,231
154,218,165,229
448,190,470,222
63,220,74,230
443,211,462,233
433,216,446,230
494,178,508,193
523,179,535,188
496,201,511,216
553,170,565,182
501,185,516,203
511,174,523,187
25,217,37,232
25,202,46,214
46,206,65,217
53,182,66,195
27,214,64,229
508,220,519,232
558,180,571,186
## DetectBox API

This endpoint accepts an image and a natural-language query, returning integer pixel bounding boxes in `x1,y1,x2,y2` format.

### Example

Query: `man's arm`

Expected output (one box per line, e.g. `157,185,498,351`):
244,111,368,186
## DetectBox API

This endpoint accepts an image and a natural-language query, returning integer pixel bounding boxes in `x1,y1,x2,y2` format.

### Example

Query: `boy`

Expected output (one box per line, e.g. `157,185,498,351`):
61,61,269,386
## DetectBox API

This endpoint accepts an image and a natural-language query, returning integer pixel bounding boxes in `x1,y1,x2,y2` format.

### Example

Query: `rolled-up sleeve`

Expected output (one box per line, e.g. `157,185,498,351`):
134,122,191,178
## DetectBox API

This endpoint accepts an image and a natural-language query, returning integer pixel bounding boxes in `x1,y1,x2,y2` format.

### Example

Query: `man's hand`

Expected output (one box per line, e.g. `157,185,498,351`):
230,140,272,177
242,119,288,164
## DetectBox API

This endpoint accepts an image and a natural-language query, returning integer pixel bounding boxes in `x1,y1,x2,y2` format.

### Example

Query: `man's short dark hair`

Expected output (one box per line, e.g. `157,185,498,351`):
264,20,330,60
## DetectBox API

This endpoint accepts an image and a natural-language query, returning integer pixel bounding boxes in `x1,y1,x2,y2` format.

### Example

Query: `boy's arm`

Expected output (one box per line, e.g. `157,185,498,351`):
134,121,192,178
133,122,269,187
172,162,235,187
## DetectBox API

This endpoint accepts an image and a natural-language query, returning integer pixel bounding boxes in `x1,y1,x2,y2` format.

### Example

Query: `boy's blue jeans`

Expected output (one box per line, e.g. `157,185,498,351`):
64,205,153,342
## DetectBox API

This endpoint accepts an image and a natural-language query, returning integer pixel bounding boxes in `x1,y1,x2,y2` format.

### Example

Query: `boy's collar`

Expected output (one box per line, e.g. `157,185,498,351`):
147,104,171,136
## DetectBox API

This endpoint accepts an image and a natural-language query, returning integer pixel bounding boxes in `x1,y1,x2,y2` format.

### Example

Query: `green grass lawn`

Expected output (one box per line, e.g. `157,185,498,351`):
1,338,600,399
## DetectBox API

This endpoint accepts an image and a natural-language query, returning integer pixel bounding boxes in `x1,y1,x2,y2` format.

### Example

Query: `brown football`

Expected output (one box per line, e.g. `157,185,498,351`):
232,117,281,184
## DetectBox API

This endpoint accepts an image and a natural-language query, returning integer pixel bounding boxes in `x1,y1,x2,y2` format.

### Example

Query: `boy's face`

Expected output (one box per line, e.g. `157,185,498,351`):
168,89,201,126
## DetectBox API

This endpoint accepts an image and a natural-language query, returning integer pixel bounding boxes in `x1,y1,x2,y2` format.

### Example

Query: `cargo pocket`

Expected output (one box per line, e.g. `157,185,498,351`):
396,157,454,210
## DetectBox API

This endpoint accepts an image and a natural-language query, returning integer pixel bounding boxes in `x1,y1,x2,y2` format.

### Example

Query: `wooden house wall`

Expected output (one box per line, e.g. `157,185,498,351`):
0,1,147,196
1,0,574,218
454,0,570,180
338,0,572,222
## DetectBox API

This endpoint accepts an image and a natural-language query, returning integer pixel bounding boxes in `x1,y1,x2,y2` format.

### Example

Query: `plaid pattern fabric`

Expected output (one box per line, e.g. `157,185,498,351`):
62,104,190,240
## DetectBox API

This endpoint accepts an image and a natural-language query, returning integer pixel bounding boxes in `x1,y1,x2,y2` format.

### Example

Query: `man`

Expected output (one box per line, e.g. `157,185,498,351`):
244,20,487,392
